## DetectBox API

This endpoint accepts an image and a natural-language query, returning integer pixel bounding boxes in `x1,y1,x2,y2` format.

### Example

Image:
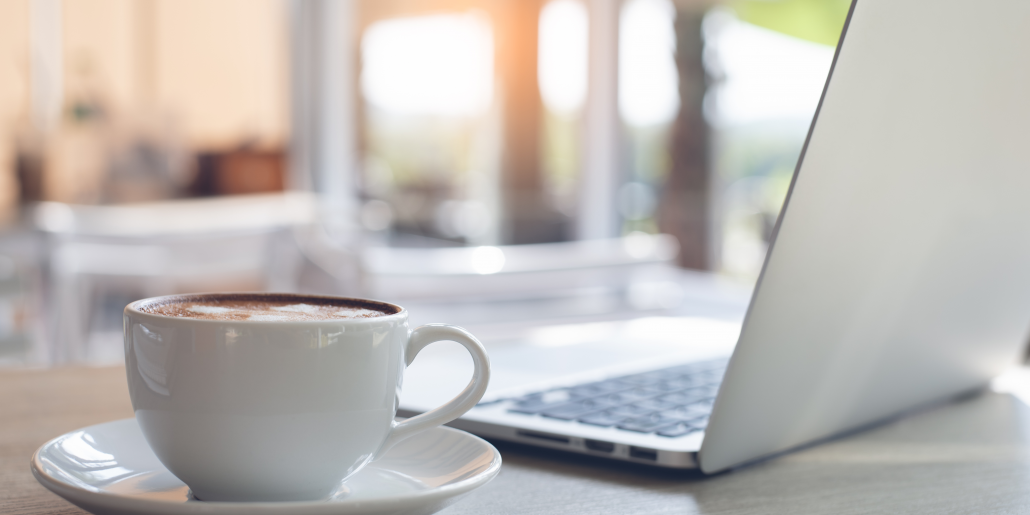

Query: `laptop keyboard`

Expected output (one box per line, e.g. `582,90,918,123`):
494,358,727,438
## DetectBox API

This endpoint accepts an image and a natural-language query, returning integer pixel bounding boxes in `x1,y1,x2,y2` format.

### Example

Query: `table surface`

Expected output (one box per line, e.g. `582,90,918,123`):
6,366,1030,514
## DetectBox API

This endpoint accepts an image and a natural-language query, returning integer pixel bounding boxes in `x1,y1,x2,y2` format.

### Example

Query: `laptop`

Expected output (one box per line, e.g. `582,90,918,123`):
400,0,1030,473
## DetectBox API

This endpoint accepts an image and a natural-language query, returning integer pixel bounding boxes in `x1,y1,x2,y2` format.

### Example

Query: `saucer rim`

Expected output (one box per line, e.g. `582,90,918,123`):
31,418,502,514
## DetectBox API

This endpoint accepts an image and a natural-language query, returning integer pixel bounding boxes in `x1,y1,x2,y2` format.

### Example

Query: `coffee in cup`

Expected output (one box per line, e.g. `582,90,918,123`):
124,293,490,502
138,295,391,321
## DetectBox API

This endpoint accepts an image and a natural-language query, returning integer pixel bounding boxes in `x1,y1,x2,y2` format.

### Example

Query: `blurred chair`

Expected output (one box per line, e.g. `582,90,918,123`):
35,192,316,364
0,230,45,366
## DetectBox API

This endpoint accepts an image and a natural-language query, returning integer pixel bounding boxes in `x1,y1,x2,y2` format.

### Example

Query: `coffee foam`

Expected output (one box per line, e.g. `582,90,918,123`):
188,305,232,315
140,297,394,321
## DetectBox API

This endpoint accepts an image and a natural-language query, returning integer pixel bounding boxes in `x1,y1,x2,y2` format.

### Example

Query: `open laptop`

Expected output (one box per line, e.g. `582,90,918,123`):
400,0,1030,473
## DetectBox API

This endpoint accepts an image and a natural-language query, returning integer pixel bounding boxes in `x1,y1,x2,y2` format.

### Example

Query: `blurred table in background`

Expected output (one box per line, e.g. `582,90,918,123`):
7,366,1030,514
0,201,755,368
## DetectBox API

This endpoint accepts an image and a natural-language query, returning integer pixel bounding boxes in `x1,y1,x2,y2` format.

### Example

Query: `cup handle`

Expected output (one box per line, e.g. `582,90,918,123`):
377,324,491,455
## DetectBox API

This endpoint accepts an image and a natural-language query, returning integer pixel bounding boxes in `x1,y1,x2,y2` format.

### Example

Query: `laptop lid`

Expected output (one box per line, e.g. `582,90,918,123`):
701,0,1030,473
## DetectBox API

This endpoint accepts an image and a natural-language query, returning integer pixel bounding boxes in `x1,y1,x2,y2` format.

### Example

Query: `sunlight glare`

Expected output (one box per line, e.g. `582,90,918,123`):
471,246,505,274
619,0,680,126
705,10,835,126
539,0,588,115
361,13,493,117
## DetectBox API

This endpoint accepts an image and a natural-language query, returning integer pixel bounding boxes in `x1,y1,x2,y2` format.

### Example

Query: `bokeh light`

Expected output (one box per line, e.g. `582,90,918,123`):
619,0,680,126
538,0,588,115
361,13,494,117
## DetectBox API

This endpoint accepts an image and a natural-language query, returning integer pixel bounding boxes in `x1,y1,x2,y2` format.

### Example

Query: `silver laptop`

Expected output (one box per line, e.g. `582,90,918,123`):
400,0,1030,473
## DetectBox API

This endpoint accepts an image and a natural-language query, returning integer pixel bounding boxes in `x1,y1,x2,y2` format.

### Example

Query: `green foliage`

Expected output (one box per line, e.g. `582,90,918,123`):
728,0,851,47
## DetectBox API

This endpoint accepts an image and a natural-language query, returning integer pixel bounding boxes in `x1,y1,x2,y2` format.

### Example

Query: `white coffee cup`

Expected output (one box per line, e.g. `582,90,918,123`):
123,293,490,502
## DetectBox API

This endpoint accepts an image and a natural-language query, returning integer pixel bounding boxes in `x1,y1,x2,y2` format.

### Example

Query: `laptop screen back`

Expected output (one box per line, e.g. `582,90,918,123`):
701,0,1030,472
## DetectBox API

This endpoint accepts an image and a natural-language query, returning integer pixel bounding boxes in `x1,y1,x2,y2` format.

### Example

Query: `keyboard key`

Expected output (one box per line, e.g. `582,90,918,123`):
648,370,688,382
656,422,701,437
697,371,725,385
577,411,628,427
659,389,710,405
694,397,716,407
659,403,711,421
508,390,576,414
635,398,678,411
608,404,656,418
540,399,609,420
595,387,661,405
617,413,675,433
569,380,630,397
654,378,702,392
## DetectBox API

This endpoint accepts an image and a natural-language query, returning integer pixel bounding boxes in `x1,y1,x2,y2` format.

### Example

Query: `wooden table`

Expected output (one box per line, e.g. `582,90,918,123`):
6,366,1030,514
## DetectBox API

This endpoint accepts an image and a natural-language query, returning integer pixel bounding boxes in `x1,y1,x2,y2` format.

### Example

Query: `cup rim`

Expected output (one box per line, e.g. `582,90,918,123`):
124,292,407,324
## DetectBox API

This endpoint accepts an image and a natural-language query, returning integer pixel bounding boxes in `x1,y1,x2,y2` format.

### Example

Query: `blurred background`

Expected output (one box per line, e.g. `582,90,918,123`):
0,0,847,366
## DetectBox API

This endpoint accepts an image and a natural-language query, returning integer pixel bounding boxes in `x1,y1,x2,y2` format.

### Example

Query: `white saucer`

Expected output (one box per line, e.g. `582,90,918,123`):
32,418,501,515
